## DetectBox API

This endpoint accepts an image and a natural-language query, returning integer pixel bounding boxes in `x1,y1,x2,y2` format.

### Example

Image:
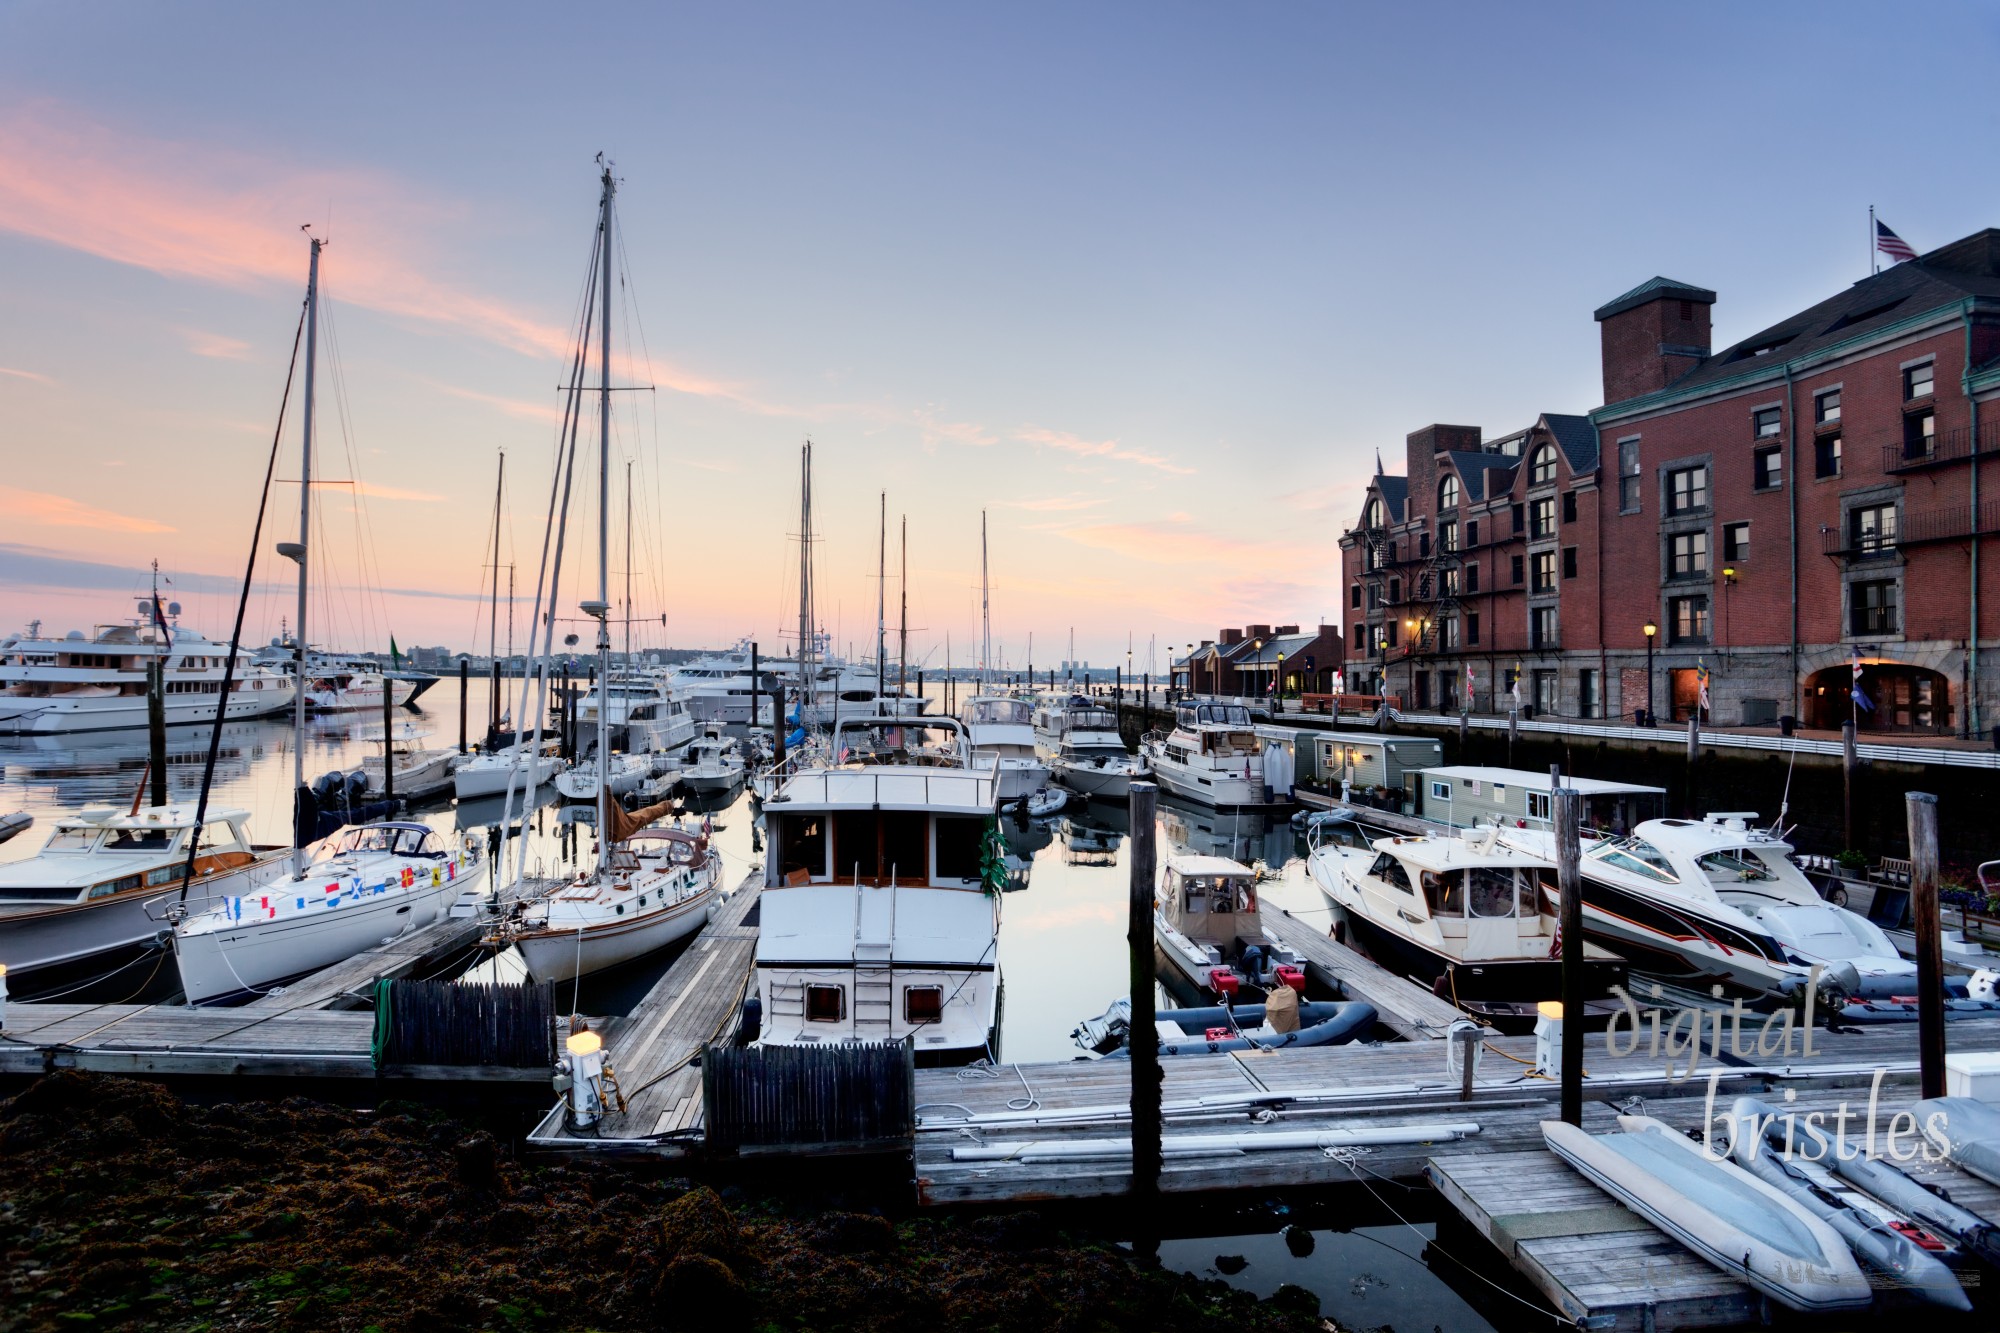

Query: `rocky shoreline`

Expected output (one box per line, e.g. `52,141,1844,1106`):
0,1073,1329,1332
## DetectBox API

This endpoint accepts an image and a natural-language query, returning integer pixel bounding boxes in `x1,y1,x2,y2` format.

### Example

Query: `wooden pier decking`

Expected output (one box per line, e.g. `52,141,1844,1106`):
1260,905,1465,1039
237,911,488,1012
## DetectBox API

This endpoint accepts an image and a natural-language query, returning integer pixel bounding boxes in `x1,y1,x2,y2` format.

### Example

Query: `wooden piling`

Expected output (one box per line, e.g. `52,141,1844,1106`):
381,672,396,805
1685,714,1699,817
1907,792,1946,1099
457,658,469,754
1842,721,1858,853
772,685,786,765
1507,707,1518,763
1554,768,1584,1127
489,660,501,742
147,659,168,808
749,642,761,737
1127,780,1161,1261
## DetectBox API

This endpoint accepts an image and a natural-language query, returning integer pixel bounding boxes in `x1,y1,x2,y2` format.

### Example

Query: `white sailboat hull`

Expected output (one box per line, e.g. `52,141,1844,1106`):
453,752,564,799
2,685,296,734
514,886,712,985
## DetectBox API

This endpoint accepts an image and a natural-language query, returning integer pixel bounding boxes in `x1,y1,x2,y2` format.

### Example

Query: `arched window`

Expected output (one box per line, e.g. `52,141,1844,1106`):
1438,475,1460,510
1529,446,1558,485
1364,496,1384,529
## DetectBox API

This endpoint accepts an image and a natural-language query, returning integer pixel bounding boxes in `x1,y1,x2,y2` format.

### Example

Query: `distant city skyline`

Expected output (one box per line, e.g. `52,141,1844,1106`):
3,2,1996,664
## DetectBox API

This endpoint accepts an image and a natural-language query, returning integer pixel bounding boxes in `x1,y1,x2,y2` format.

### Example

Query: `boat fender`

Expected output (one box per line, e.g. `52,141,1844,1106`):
737,993,762,1046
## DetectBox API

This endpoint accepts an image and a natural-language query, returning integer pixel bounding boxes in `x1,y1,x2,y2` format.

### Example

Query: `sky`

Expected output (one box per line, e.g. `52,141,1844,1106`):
2,1,1997,673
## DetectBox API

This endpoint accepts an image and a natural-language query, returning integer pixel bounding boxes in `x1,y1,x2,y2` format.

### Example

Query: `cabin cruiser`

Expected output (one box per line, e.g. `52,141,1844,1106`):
577,673,670,728
0,804,289,993
1501,813,1911,1000
671,644,782,727
755,717,1003,1065
1140,702,1289,809
356,725,458,802
1036,695,1146,800
172,821,486,1004
1153,852,1307,1003
452,741,566,800
1307,827,1627,1030
959,694,1048,802
0,619,296,734
793,665,928,728
554,750,652,801
680,728,746,795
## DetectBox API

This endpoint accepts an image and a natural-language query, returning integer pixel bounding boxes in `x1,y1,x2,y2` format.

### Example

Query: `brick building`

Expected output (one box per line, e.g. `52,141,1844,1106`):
1340,229,2000,735
1170,624,1342,697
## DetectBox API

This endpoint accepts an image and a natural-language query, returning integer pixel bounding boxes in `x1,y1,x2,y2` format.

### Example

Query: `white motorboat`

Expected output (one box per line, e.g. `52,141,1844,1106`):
505,813,719,984
1038,692,1145,800
620,689,698,757
301,663,417,713
1140,702,1289,809
680,729,745,795
0,616,296,734
357,724,458,802
452,743,565,800
0,803,289,992
554,751,650,801
1306,827,1627,1032
960,694,1049,802
1543,1115,1870,1313
173,821,486,1004
1502,813,1908,999
0,812,31,845
576,672,673,728
756,716,1003,1065
1153,852,1306,1003
672,640,782,726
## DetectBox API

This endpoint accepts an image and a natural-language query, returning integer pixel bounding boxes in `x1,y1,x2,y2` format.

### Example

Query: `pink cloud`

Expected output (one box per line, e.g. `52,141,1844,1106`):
0,365,53,383
174,327,252,360
1016,426,1194,476
1058,516,1273,566
1004,493,1108,512
0,485,175,534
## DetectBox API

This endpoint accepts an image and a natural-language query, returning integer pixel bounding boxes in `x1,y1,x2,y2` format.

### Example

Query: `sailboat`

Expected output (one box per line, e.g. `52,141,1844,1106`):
489,164,716,983
172,233,488,1005
959,510,1048,801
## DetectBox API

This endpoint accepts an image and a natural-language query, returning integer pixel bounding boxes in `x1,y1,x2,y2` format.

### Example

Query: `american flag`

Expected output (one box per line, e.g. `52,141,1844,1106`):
1876,219,1917,264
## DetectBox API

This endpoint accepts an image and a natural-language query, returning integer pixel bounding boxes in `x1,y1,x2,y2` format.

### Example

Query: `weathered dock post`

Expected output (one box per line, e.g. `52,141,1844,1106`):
1684,715,1699,817
1457,709,1468,755
1507,707,1518,763
749,642,761,738
147,659,168,808
558,664,571,761
457,658,469,754
1127,779,1162,1262
771,684,786,765
381,674,396,804
1842,721,1858,854
1907,792,1946,1099
1554,766,1584,1127
490,660,502,742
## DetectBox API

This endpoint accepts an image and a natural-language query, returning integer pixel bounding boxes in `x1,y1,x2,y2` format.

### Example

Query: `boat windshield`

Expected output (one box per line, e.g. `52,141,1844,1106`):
42,828,102,852
1368,852,1415,895
966,698,1031,726
313,825,438,861
1469,866,1521,917
101,826,183,854
1182,703,1252,727
1180,874,1256,915
1591,837,1679,884
1696,848,1779,884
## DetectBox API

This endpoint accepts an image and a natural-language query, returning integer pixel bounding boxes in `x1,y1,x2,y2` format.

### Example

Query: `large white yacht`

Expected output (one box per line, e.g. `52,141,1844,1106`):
755,717,1003,1065
1035,693,1146,800
670,640,784,726
1500,813,1912,999
0,803,289,994
959,694,1048,802
1140,702,1289,809
0,618,295,734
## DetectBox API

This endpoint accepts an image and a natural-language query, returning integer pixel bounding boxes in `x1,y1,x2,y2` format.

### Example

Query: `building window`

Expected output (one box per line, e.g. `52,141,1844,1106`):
1753,446,1783,491
1465,561,1479,593
1531,606,1558,649
1366,584,1382,610
1619,439,1642,512
1441,566,1460,596
1562,491,1577,524
1722,521,1749,563
1510,554,1524,585
1385,619,1398,648
1389,577,1402,603
1439,518,1458,552
1440,616,1459,650
1364,496,1384,528
1467,612,1480,645
806,984,846,1023
1529,497,1555,539
1851,579,1898,635
1578,668,1598,719
1754,407,1782,439
1849,503,1898,555
1531,550,1556,593
1511,502,1525,534
1668,530,1708,579
1439,475,1460,510
1351,583,1362,608
1668,595,1710,644
1534,671,1558,715
1666,465,1708,514
1527,790,1552,821
1562,546,1578,579
1904,361,1934,400
1815,434,1842,478
1465,519,1479,547
1903,409,1936,461
1816,388,1841,424
904,986,944,1023
1529,445,1557,485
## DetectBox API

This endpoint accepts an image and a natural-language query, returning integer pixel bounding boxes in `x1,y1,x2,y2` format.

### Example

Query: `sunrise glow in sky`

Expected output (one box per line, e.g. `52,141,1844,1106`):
3,2,1996,669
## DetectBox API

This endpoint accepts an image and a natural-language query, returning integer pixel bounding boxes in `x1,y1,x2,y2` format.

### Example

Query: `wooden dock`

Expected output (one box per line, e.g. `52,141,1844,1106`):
1261,906,1466,1039
526,869,763,1149
237,911,489,1012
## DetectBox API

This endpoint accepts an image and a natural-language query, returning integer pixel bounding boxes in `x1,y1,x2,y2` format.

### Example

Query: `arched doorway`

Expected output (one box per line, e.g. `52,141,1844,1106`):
1802,663,1952,734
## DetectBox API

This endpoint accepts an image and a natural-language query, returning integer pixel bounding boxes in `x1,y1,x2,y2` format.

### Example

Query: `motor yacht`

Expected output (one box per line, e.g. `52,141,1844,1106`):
1307,827,1627,1030
1036,693,1146,800
680,728,746,795
0,618,295,734
1501,813,1911,999
356,724,458,802
1141,702,1290,809
1153,852,1307,1003
452,741,566,800
554,750,651,801
959,694,1048,802
755,717,1003,1065
0,804,289,993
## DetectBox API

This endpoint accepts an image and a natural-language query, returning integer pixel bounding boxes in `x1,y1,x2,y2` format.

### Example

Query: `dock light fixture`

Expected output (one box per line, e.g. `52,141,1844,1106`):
1642,620,1658,725
1722,567,1737,584
559,1026,607,1129
1534,999,1564,1077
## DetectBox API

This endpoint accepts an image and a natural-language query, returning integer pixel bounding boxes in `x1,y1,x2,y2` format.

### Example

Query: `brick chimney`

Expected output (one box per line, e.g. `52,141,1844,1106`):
1274,624,1299,635
1219,628,1243,646
1403,425,1481,517
1245,624,1273,642
1595,277,1715,405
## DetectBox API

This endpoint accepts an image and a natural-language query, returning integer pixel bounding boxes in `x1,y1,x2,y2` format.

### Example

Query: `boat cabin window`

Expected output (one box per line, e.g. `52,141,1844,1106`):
777,815,827,882
1202,730,1261,756
1367,852,1415,894
1695,848,1776,883
933,817,986,883
966,698,1031,726
904,985,944,1023
1593,837,1679,884
1421,870,1463,916
805,984,845,1022
833,810,929,884
102,826,182,854
42,828,102,852
1181,703,1252,728
1181,874,1255,915
1468,866,1520,918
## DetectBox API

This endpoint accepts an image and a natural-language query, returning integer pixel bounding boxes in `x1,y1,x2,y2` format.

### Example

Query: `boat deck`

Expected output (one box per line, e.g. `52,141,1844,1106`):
1260,905,1467,1039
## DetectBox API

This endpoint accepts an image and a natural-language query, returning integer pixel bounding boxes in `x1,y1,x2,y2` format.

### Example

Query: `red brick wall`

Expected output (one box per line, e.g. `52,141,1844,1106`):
1600,297,1712,403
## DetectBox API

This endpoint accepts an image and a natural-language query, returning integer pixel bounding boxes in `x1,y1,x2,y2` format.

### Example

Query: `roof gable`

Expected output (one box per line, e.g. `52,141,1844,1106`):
1594,276,1717,322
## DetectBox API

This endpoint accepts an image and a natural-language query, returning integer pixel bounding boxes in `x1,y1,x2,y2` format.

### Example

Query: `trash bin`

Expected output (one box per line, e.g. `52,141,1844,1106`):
1522,704,1535,721
1633,708,1647,726
1779,715,1796,737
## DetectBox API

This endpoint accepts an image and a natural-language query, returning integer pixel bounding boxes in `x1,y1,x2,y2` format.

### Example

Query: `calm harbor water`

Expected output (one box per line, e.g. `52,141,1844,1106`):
0,673,1498,1327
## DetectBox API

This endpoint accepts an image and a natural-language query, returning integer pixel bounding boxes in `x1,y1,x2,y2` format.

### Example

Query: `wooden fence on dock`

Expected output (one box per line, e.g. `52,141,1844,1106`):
370,979,556,1069
702,1040,914,1153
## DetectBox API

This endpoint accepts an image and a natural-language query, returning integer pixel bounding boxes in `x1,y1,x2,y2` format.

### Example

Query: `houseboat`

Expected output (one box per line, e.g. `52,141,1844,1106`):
1414,765,1665,834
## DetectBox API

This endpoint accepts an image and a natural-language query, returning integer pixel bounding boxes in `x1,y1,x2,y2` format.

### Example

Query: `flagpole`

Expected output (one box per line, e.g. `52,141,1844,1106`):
1870,205,1878,276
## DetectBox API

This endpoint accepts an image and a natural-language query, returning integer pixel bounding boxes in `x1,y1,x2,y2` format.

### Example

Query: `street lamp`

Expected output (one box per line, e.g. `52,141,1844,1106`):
1720,569,1736,666
1642,620,1658,725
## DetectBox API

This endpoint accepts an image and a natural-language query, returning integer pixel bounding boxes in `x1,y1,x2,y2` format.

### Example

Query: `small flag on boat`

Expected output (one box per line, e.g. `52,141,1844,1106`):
1851,651,1874,713
1876,219,1917,264
1548,914,1562,959
389,635,402,667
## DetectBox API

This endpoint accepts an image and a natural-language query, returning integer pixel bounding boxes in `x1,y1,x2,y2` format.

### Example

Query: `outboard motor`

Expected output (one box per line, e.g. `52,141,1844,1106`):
1071,997,1133,1054
313,770,344,803
344,769,370,804
1241,944,1265,985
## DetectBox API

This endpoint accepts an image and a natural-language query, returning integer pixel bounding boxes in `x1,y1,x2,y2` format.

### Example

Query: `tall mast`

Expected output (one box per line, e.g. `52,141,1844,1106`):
898,514,908,702
875,490,886,697
979,509,990,693
797,442,812,681
624,457,633,667
291,234,321,878
594,163,615,862
488,450,505,660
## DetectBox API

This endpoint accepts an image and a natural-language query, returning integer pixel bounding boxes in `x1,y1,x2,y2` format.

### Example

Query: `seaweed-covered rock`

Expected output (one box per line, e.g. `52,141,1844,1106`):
657,1253,746,1326
809,1211,895,1255
656,1185,749,1272
967,1209,1052,1253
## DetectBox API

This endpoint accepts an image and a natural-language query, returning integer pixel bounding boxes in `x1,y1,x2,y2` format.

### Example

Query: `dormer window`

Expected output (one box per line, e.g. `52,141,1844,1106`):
1364,496,1384,529
1529,446,1557,485
1438,475,1460,510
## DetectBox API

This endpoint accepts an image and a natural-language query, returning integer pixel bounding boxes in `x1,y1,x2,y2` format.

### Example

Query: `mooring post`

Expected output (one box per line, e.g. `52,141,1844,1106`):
1127,779,1162,1262
771,685,786,765
1685,714,1700,817
457,658,469,754
1907,792,1945,1099
147,659,168,808
1458,709,1468,755
490,659,502,742
1507,707,1518,763
1554,765,1584,1127
1842,721,1858,854
749,641,761,740
381,672,396,805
